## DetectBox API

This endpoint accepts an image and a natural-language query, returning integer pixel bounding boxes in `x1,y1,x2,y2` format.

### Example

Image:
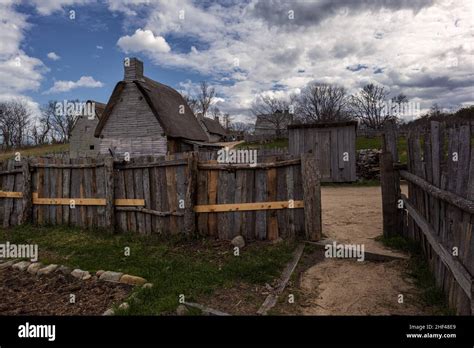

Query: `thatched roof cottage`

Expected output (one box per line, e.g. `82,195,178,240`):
94,57,208,157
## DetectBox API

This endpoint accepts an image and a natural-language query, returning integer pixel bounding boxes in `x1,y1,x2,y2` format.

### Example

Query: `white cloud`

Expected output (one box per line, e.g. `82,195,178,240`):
25,0,94,15
96,45,103,49
117,29,171,54
47,52,60,61
112,0,472,121
45,75,104,94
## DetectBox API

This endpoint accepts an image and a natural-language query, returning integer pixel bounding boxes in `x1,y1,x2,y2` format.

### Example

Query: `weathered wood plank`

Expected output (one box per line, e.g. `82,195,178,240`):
301,153,322,241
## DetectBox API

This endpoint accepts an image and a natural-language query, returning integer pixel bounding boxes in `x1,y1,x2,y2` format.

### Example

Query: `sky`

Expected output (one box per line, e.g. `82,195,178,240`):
0,0,473,123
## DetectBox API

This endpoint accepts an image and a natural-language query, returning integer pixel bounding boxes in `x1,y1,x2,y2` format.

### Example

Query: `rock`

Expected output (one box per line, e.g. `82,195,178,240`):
27,262,43,275
271,237,284,245
0,260,16,270
99,271,123,282
231,235,245,248
119,274,147,286
12,261,31,271
176,304,189,316
118,302,129,310
96,270,105,277
37,264,58,276
142,283,153,289
55,265,71,275
82,273,92,280
71,269,90,280
103,308,115,316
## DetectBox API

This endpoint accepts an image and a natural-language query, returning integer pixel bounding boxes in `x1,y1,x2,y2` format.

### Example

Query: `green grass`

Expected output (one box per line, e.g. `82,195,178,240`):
235,138,288,149
0,224,295,315
0,144,69,161
376,235,454,314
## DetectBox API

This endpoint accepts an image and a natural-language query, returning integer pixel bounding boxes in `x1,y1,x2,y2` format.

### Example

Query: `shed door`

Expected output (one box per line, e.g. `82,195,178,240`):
315,131,331,180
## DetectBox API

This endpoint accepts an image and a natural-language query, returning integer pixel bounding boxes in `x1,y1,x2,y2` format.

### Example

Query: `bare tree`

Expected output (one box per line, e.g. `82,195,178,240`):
350,83,393,129
197,81,215,117
296,83,351,122
0,99,32,148
50,100,76,143
251,95,291,137
32,101,54,145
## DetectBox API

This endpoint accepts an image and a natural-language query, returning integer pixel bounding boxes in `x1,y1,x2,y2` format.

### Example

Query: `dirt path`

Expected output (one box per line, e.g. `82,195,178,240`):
275,185,439,315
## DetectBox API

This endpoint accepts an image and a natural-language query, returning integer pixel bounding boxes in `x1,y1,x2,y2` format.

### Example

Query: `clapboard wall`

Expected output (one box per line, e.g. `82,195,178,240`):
288,121,357,182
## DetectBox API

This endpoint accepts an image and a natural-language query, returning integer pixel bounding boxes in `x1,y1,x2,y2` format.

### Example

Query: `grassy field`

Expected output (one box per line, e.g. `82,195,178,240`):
0,224,295,315
0,144,69,161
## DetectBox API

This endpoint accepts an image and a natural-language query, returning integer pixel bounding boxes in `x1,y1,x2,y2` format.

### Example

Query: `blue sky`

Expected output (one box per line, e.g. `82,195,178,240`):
0,0,472,123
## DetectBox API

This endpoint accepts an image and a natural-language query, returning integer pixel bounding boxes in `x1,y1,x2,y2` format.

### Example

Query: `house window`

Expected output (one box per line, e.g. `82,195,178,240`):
90,145,95,150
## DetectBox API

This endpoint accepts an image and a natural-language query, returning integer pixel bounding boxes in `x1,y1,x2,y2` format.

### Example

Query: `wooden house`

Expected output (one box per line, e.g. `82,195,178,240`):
69,100,106,158
197,114,227,142
288,121,357,182
94,58,208,157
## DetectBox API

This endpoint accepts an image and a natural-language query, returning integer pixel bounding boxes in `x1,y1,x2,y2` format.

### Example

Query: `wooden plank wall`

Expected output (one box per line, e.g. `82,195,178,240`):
288,124,356,182
404,120,473,314
196,155,305,241
0,159,24,227
114,155,189,235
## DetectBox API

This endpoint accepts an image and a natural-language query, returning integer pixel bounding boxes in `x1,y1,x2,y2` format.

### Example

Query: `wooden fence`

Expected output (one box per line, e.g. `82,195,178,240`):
0,152,322,242
381,119,473,315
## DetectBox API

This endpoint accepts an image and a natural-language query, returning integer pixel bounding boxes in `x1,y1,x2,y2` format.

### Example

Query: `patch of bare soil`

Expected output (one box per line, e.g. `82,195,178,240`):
0,267,132,315
274,185,441,315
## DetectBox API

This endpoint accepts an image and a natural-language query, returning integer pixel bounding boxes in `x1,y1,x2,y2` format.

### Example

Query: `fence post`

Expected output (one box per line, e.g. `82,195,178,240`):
184,152,197,236
104,157,115,232
380,120,402,237
19,159,32,224
301,153,322,241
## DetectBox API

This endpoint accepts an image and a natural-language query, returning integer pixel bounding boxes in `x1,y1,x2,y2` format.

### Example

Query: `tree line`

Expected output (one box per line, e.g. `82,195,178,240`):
0,99,77,149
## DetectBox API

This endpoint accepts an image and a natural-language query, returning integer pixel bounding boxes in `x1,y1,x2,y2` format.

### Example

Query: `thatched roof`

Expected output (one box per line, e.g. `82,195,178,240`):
202,117,227,136
94,77,208,141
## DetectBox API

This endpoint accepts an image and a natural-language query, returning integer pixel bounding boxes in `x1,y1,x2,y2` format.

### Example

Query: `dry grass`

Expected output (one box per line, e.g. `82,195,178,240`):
0,144,69,161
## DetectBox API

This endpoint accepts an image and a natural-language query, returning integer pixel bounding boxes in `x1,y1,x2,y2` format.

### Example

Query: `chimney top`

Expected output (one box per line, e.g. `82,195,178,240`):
124,57,144,82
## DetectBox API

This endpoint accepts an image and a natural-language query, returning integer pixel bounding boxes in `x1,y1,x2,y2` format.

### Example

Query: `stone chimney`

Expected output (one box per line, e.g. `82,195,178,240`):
124,57,144,81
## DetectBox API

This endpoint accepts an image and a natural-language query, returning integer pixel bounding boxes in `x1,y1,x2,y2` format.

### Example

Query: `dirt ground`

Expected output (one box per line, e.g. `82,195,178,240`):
0,267,132,315
274,185,440,315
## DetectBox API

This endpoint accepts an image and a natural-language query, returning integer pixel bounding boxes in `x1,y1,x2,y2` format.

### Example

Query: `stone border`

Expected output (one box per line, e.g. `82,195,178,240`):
0,258,153,316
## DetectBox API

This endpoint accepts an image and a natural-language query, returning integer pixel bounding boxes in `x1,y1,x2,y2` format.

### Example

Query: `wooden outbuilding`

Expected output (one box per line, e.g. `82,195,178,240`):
288,121,357,182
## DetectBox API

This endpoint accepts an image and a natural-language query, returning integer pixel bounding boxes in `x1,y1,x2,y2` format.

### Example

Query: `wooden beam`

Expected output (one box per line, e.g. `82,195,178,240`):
20,160,32,224
194,200,303,213
115,206,183,216
32,193,105,206
0,169,22,176
30,163,105,169
113,199,145,206
114,158,188,169
104,157,115,231
0,191,23,198
257,244,305,315
400,170,474,214
197,159,301,170
402,194,472,300
32,193,144,207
